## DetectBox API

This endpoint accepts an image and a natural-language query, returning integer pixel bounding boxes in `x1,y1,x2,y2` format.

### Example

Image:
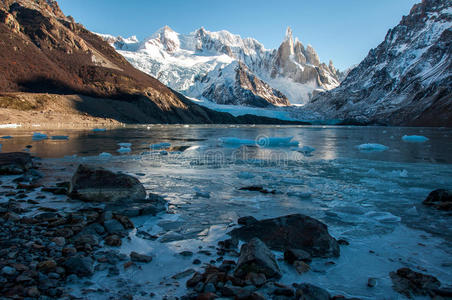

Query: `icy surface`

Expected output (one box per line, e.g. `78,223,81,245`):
0,125,451,299
32,132,48,140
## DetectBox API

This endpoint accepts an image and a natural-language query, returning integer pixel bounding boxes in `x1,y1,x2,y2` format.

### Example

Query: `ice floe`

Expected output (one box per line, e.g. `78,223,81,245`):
356,143,388,152
92,128,107,132
294,145,316,155
99,152,113,158
51,135,69,140
219,136,298,147
118,142,132,147
32,132,48,140
402,135,429,142
117,147,131,153
150,142,171,150
1,136,12,139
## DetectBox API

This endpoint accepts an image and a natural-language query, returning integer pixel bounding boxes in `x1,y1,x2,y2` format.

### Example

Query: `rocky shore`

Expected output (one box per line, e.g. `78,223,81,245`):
0,152,451,299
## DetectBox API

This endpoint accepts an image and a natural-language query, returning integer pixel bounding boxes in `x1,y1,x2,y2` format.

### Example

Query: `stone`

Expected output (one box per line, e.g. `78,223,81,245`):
234,237,281,279
367,278,377,288
230,214,339,258
294,261,311,274
114,214,134,229
105,235,122,246
103,219,125,234
423,189,452,211
1,266,16,275
0,152,33,175
69,164,146,202
63,255,94,277
37,260,57,273
245,272,266,287
295,283,331,300
73,234,100,247
284,249,312,264
130,251,152,263
52,237,66,247
390,267,441,298
172,269,195,280
27,286,40,297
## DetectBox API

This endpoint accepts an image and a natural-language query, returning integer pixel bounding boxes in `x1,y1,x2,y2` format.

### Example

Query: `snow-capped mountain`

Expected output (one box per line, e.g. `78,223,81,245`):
99,26,340,107
307,0,452,126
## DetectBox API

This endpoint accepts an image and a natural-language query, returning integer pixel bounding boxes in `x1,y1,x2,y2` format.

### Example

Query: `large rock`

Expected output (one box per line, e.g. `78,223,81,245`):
0,152,33,175
234,237,281,279
390,268,441,298
423,189,452,211
69,164,146,202
63,255,94,277
229,214,339,258
295,283,331,300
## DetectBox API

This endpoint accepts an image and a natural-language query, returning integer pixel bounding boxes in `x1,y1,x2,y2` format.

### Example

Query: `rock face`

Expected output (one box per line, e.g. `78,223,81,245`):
390,268,441,298
423,189,452,211
101,26,340,106
69,164,146,202
307,0,452,126
200,61,290,107
0,152,33,174
229,214,339,258
234,238,281,279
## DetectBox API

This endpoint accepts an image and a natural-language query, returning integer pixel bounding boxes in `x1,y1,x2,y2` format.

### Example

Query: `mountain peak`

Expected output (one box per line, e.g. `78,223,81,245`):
284,26,293,41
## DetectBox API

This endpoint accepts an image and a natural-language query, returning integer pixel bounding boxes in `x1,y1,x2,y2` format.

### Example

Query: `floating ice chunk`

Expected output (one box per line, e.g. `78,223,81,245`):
99,152,112,158
402,135,429,142
237,171,255,179
390,169,408,178
220,136,298,147
117,147,131,153
194,187,210,198
366,211,401,223
92,128,106,132
0,144,2,152
32,132,48,140
295,145,316,154
1,136,12,139
118,142,132,147
150,142,171,150
51,135,69,140
357,143,388,152
405,206,418,216
160,150,168,155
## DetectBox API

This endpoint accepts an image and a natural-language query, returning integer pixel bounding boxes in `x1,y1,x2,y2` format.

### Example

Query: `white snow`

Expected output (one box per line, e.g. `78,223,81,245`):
356,143,388,151
402,135,429,142
0,124,21,128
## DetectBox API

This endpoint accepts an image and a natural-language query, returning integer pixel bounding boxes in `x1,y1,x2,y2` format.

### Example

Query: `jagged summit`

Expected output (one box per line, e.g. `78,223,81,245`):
307,0,452,126
101,27,340,106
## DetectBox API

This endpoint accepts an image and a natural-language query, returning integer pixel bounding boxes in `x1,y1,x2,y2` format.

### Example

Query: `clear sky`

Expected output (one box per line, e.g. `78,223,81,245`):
58,0,419,70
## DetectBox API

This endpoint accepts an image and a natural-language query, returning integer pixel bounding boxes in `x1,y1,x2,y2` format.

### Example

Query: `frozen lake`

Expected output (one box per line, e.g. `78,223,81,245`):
1,125,451,299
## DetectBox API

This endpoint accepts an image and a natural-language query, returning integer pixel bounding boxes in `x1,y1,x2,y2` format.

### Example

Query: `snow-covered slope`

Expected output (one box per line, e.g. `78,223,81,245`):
307,0,452,126
99,26,340,107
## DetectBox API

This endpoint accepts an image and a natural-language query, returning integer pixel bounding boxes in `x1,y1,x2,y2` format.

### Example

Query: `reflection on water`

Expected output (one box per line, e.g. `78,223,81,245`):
0,125,451,164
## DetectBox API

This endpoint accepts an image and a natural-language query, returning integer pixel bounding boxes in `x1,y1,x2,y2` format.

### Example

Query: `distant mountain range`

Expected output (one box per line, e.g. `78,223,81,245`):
100,27,342,107
0,0,302,124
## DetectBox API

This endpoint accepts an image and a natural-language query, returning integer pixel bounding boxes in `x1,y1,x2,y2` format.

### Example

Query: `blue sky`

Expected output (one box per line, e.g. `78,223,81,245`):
58,0,419,70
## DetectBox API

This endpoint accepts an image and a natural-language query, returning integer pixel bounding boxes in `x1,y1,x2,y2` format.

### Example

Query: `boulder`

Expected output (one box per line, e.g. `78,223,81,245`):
0,152,33,175
69,164,146,202
234,237,281,279
130,251,152,263
295,283,331,300
390,268,441,298
63,255,94,277
423,189,452,211
229,214,339,258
